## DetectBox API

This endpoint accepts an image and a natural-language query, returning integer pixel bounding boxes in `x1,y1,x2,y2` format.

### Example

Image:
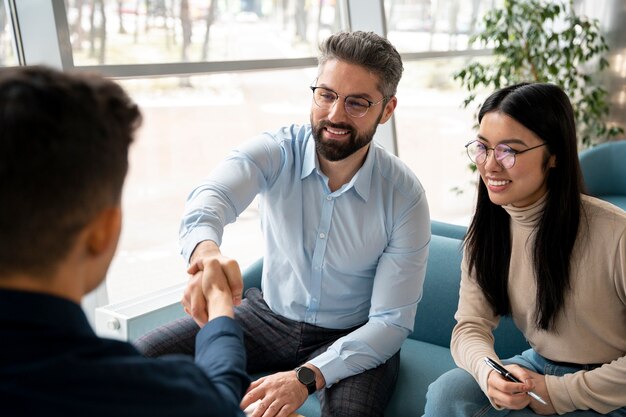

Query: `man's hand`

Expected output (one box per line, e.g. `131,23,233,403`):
240,366,323,417
486,364,554,414
181,240,243,326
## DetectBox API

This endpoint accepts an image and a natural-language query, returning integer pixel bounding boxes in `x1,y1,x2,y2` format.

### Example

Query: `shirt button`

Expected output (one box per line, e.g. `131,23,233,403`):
326,195,333,201
319,232,326,239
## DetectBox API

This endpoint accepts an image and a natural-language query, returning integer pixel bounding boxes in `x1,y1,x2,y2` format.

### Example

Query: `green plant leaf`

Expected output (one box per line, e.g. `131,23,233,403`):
454,0,623,149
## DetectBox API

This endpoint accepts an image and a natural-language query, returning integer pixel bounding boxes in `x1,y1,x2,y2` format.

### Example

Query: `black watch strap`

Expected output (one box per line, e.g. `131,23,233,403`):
295,366,316,395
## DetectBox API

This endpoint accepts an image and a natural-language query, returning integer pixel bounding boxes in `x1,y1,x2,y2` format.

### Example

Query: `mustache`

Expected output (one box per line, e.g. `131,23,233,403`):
318,120,354,133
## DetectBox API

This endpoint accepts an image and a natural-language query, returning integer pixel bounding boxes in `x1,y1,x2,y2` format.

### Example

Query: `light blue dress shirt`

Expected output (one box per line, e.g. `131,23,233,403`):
180,124,430,385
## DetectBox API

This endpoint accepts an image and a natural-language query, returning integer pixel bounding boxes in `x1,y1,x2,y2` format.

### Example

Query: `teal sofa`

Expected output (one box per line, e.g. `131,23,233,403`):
578,140,626,211
242,222,530,416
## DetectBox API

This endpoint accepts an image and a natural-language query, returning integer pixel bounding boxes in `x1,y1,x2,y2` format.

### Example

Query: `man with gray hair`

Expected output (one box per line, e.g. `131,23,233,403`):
137,31,431,417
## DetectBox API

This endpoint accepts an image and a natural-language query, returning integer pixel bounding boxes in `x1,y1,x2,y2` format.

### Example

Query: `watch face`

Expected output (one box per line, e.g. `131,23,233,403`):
297,366,315,385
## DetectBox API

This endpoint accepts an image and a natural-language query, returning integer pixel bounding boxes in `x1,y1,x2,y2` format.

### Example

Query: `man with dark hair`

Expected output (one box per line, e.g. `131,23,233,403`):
137,31,431,417
0,66,250,416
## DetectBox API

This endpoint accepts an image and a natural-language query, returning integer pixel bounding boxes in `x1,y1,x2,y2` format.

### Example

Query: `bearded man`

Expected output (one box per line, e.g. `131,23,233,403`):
136,30,431,417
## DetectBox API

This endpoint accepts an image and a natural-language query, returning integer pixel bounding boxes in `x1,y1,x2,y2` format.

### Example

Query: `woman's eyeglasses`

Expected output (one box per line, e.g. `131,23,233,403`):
465,140,548,169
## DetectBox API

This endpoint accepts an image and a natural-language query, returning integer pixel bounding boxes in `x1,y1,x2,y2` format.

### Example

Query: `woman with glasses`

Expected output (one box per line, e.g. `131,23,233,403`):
424,83,626,416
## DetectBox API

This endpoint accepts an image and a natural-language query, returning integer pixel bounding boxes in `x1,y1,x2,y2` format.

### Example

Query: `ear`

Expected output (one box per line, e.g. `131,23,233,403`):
86,206,122,256
548,154,557,168
378,96,397,125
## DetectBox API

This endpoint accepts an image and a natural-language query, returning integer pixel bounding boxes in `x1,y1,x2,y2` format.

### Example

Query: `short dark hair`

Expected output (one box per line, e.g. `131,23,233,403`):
0,66,142,278
318,31,403,98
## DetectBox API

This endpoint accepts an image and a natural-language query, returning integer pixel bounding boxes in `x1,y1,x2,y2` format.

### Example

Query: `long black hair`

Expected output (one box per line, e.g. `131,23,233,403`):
465,83,584,331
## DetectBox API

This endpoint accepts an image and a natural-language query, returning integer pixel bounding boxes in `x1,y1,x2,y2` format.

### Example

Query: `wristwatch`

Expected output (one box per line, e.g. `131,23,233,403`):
295,366,316,395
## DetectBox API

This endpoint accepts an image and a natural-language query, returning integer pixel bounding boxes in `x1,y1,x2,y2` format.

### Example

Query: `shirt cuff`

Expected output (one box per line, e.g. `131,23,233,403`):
308,349,350,388
196,316,244,344
181,226,222,262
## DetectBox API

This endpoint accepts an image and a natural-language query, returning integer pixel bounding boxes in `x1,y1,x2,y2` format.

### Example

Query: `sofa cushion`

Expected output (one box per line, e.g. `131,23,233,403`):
294,339,457,417
386,339,457,416
410,234,463,347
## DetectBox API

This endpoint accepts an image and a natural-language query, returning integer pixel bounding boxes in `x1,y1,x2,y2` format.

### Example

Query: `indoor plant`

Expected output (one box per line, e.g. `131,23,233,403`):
455,0,623,149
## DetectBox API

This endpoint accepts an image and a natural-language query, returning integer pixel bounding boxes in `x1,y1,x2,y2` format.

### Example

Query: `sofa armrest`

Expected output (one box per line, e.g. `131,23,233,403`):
431,220,467,240
242,257,263,293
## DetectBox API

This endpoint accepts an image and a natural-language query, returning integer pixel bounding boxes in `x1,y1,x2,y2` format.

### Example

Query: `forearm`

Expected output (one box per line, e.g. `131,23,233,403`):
308,320,409,386
451,258,501,393
179,183,240,261
451,319,499,394
195,317,250,405
546,356,626,414
180,137,281,262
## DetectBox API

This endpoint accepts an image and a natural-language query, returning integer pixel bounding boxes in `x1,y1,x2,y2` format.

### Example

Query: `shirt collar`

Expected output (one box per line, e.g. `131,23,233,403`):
352,143,375,201
301,134,376,202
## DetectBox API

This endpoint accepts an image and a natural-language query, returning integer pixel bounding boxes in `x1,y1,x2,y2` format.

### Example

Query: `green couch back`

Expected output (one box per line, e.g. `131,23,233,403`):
411,234,529,358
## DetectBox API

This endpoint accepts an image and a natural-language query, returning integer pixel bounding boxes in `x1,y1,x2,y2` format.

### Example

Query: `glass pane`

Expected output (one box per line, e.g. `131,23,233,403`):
66,0,341,66
0,2,18,66
107,68,316,302
394,57,495,225
384,0,502,53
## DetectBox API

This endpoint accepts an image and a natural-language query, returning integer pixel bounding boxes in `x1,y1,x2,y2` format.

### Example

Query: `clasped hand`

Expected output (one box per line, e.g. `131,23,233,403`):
486,364,555,415
181,241,244,326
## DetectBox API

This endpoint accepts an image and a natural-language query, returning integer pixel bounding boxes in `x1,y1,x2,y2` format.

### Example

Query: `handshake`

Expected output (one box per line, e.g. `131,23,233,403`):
180,240,244,326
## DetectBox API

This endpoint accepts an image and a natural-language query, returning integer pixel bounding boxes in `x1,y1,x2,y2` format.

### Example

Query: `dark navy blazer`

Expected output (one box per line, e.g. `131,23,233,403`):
0,289,250,417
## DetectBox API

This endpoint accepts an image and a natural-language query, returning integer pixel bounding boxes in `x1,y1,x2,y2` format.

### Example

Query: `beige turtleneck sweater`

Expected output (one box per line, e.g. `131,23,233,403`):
451,194,626,414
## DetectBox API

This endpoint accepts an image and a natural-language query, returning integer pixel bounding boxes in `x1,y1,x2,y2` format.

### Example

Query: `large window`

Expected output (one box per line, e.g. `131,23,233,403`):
14,0,496,305
66,0,340,65
106,69,315,302
0,2,18,66
54,1,342,302
394,57,494,227
385,0,499,53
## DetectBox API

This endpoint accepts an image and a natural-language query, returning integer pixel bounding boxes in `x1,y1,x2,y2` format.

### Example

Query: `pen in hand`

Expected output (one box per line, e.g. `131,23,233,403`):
483,357,548,405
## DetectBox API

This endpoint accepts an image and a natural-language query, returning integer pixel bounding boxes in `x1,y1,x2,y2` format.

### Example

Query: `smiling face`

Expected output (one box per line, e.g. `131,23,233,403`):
310,59,396,162
477,111,556,207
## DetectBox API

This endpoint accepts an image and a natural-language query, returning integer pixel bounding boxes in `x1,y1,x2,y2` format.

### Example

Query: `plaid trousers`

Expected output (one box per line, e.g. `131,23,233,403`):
135,288,400,417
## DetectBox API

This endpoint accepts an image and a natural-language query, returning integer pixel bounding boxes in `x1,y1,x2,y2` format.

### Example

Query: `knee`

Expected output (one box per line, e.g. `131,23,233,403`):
424,369,455,411
424,368,476,416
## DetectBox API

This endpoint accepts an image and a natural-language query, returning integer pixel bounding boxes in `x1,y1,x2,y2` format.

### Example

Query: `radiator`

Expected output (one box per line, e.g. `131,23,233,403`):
95,283,186,341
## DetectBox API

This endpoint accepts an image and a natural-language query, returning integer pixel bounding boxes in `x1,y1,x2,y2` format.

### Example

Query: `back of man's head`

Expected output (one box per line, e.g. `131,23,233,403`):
0,66,142,278
318,31,403,99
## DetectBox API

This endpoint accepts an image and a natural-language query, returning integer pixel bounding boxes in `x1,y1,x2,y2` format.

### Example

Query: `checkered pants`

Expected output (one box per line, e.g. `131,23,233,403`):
135,288,400,417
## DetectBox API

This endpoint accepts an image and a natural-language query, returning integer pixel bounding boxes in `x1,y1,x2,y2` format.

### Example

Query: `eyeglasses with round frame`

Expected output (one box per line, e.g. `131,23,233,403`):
310,85,387,118
465,140,548,169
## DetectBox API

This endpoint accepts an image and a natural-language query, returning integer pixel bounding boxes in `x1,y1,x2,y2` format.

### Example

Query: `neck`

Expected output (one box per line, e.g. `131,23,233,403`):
0,271,83,304
318,144,369,192
0,242,101,305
